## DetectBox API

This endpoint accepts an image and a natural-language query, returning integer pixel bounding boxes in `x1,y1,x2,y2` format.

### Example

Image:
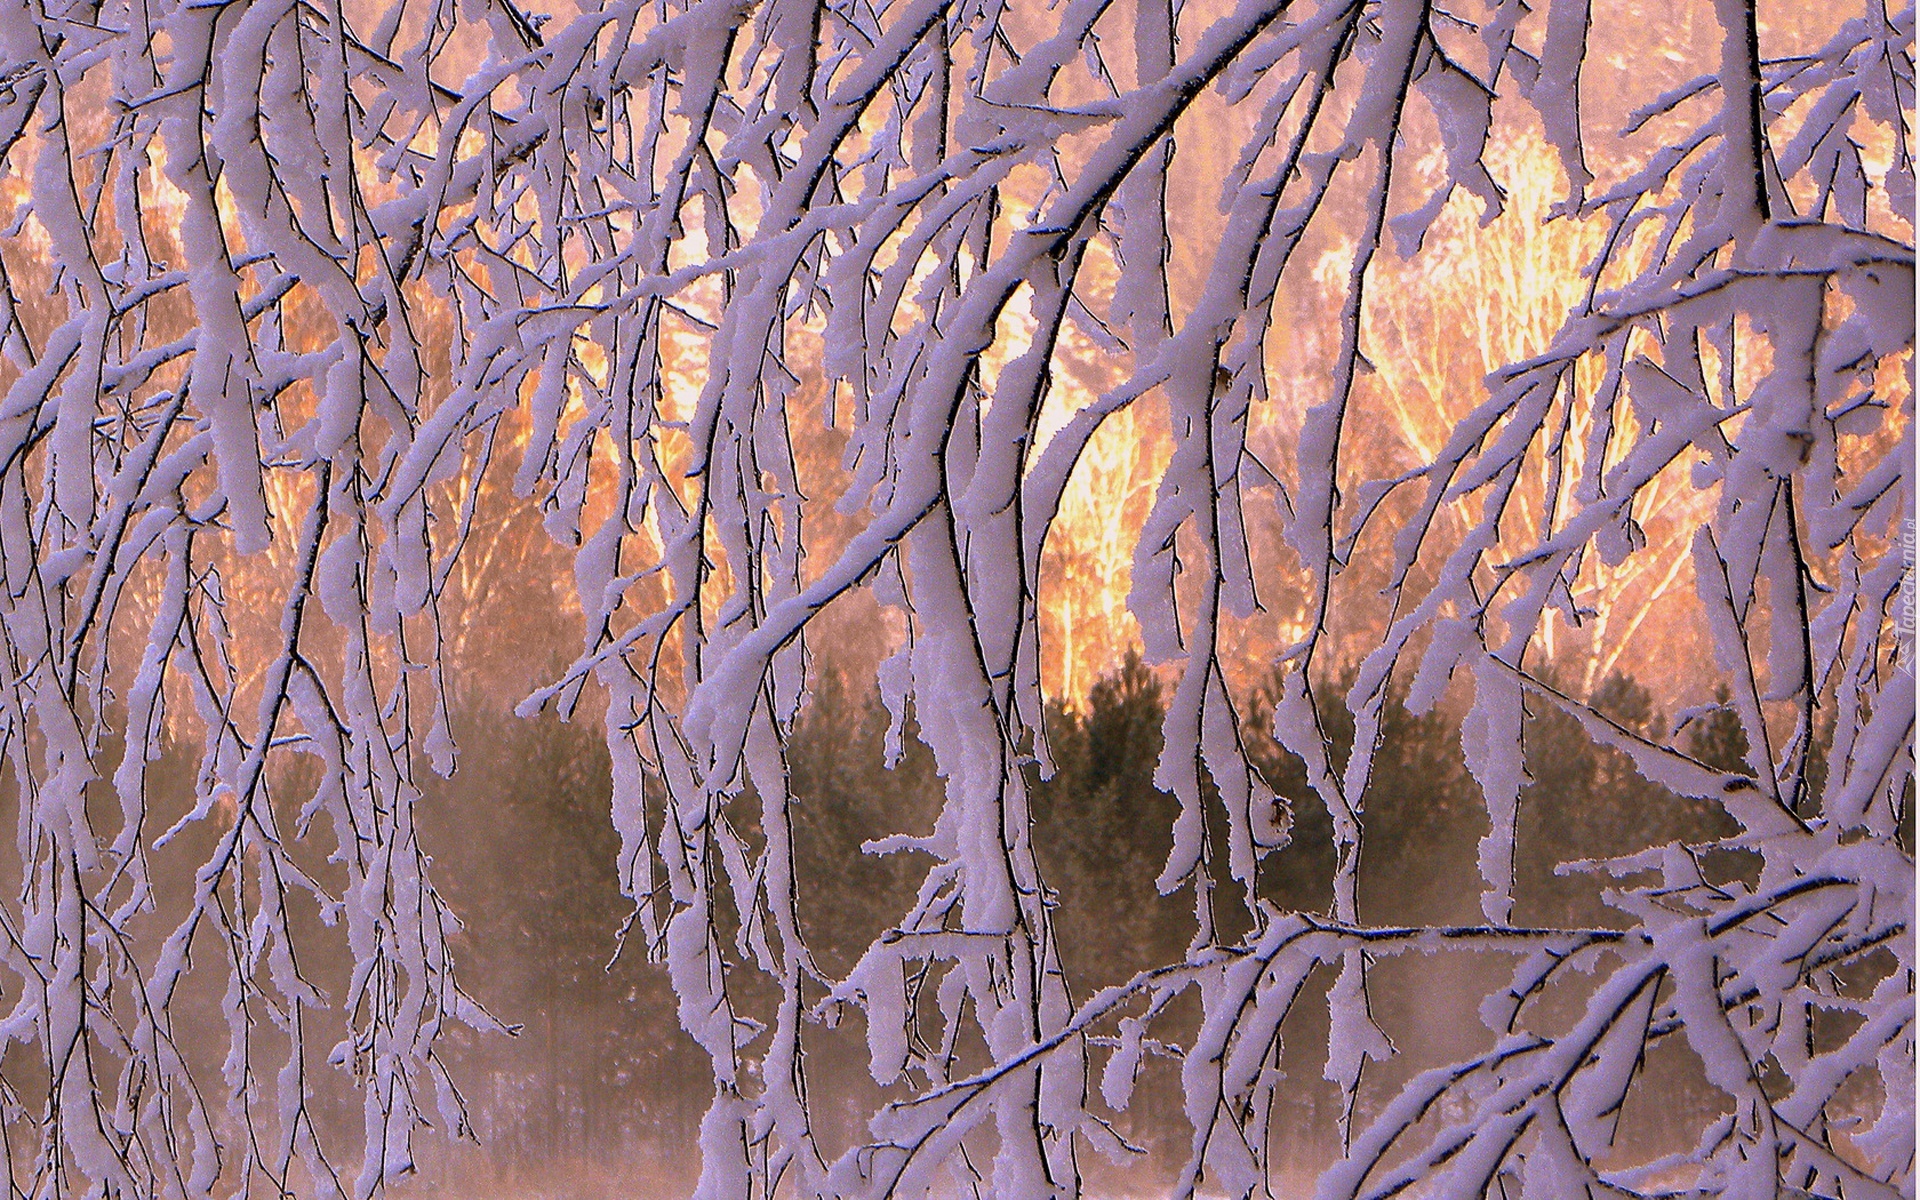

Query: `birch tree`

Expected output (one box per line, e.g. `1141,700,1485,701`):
0,0,1911,1194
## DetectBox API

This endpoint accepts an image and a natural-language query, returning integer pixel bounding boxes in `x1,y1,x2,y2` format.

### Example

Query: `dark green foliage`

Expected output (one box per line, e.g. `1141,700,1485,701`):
1237,667,1486,924
410,653,1782,1190
1020,656,1751,970
1029,656,1188,989
786,667,945,978
1682,683,1753,775
422,708,706,1197
1031,659,1747,938
1516,673,1737,926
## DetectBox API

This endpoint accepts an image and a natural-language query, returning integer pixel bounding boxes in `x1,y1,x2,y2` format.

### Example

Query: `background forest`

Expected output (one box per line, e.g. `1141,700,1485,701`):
384,644,1876,1198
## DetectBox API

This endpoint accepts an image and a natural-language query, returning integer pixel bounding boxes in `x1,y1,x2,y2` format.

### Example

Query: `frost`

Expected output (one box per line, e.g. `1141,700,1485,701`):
0,0,1911,1193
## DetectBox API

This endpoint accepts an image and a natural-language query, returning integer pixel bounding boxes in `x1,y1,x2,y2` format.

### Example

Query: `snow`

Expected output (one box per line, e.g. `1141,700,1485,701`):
0,0,1910,1192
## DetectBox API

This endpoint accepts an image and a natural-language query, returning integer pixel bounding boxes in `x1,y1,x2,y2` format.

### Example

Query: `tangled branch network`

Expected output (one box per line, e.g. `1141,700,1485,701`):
0,0,1911,1193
